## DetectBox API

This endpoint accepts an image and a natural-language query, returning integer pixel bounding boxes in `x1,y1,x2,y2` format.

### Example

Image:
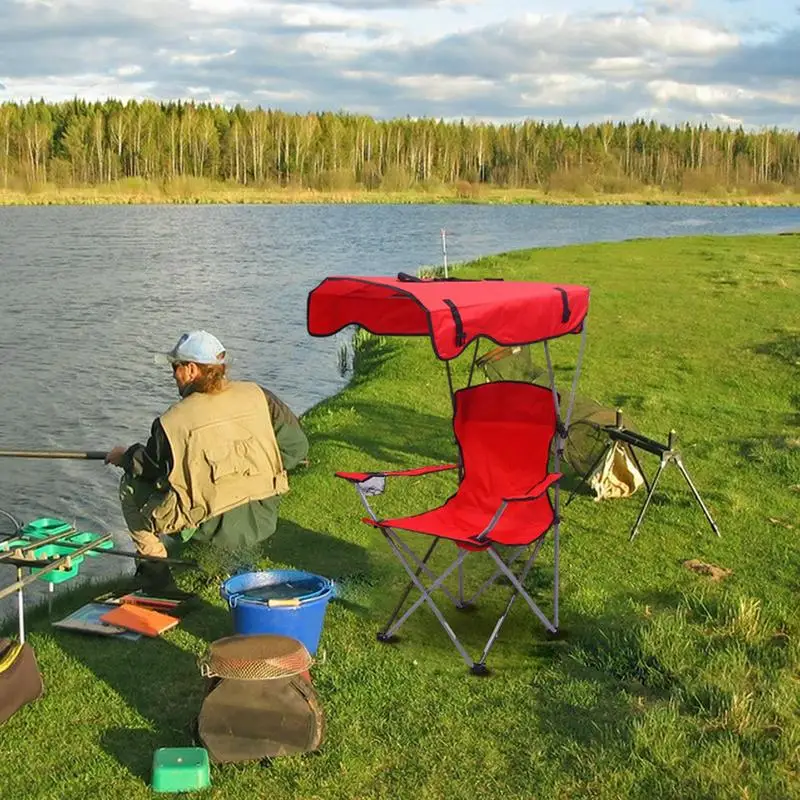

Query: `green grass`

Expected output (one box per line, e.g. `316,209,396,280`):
2,233,799,799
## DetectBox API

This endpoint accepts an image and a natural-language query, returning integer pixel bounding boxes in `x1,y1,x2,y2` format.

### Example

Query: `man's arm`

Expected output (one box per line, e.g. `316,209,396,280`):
262,388,309,471
119,419,173,487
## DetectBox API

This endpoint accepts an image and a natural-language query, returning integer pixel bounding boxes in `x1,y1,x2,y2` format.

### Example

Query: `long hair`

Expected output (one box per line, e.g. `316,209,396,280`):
192,363,228,394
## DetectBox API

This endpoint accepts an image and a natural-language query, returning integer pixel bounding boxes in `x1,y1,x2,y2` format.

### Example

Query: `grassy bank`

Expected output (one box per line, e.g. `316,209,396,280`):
1,234,799,799
1,180,800,207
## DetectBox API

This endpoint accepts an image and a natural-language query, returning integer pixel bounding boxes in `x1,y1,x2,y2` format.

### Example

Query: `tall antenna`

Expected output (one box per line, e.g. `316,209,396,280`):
440,228,449,278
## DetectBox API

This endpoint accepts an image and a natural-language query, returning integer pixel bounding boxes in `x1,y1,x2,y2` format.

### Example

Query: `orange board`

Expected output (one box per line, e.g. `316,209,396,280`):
99,604,180,637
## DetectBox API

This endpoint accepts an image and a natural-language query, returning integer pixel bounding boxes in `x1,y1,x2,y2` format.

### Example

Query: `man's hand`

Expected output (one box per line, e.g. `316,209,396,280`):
105,446,127,467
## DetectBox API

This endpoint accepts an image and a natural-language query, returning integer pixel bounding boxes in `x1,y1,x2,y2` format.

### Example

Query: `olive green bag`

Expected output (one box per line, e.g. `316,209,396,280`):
195,635,325,763
0,638,44,725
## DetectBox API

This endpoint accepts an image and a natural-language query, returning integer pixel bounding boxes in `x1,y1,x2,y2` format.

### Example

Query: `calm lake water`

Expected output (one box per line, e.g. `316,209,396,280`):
0,203,797,613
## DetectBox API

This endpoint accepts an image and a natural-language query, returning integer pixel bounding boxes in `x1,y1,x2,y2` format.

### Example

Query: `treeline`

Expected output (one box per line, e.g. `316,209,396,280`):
1,99,799,193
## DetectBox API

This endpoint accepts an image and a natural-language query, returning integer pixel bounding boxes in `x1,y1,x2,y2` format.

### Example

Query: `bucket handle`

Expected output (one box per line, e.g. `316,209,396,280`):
223,587,247,609
198,660,217,679
224,591,302,609
267,598,301,608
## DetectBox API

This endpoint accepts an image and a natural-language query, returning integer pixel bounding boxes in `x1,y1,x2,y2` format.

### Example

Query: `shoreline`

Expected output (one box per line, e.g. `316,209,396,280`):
2,184,800,208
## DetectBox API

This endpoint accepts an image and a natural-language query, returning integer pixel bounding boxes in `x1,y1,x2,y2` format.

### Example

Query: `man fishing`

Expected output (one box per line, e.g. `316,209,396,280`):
105,330,309,591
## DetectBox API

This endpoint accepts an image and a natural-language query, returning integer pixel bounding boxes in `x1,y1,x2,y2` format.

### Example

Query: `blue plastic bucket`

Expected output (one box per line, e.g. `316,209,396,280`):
220,570,334,655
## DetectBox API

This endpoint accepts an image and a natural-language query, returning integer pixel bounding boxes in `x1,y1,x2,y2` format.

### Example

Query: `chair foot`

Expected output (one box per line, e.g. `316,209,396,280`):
376,632,399,644
455,601,476,612
545,627,568,641
470,663,490,677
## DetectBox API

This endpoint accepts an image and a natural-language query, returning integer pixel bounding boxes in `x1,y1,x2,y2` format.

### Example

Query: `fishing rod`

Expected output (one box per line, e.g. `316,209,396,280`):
0,450,108,460
0,538,197,568
0,523,197,568
19,538,196,567
0,451,196,565
0,533,113,603
0,513,196,567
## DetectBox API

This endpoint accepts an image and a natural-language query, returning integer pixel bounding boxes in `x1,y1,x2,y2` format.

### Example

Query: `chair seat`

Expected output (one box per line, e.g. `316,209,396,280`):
365,490,554,548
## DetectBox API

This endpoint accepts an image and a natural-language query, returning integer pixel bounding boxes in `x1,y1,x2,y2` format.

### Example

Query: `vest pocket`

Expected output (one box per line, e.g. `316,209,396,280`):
206,438,262,483
146,489,185,534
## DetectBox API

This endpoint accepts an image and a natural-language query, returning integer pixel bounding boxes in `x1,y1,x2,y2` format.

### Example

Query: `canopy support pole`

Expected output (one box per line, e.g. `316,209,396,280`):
543,322,588,629
465,338,481,388
444,361,456,413
543,344,559,424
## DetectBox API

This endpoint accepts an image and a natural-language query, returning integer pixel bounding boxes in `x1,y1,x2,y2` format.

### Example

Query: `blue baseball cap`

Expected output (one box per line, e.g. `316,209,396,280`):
155,330,228,366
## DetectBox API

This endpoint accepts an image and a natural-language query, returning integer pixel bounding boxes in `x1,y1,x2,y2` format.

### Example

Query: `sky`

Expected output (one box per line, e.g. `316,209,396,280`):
0,0,798,128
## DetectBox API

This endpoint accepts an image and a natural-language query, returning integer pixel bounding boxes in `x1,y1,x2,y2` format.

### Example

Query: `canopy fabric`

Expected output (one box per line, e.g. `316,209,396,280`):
307,276,590,360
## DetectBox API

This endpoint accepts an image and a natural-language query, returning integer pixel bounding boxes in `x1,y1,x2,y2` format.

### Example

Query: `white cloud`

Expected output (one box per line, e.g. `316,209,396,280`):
512,13,738,57
393,74,495,102
0,0,797,128
518,74,613,106
0,74,158,103
280,5,392,29
591,56,648,72
648,78,800,109
169,49,237,65
253,88,312,100
115,65,143,77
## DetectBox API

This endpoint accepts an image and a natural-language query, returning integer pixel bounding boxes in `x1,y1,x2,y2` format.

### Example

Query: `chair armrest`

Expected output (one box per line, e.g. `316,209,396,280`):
473,473,563,541
335,464,458,482
502,473,562,503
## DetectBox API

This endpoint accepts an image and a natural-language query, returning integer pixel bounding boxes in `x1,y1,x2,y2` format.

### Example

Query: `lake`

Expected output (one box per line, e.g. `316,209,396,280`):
0,203,797,610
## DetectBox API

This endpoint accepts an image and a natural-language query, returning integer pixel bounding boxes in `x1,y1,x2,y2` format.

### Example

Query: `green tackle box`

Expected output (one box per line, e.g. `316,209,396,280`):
151,747,211,793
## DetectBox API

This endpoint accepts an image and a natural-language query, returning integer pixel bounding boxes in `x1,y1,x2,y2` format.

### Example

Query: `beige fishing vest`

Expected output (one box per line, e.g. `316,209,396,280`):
160,381,289,528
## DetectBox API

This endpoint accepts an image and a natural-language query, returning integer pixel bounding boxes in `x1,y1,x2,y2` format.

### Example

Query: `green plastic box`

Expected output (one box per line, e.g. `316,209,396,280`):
65,531,114,557
19,517,75,539
30,544,85,584
151,747,211,793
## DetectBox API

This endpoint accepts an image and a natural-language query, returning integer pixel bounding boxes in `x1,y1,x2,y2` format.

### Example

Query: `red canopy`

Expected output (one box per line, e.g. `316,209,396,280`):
307,276,590,360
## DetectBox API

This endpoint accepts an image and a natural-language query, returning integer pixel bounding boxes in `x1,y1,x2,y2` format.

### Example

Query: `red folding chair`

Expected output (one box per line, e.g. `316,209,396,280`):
336,380,562,675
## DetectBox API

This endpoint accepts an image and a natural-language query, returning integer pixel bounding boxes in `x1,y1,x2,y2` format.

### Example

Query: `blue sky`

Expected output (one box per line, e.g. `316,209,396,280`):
0,0,798,128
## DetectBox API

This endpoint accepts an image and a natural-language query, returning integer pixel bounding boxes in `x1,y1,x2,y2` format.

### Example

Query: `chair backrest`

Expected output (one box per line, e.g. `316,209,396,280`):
453,381,557,507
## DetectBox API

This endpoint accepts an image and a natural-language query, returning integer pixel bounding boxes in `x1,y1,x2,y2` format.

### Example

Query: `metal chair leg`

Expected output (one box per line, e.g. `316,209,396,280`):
379,538,440,638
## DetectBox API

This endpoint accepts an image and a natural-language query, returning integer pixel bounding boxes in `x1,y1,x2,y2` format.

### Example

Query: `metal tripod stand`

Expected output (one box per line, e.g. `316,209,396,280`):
567,411,721,541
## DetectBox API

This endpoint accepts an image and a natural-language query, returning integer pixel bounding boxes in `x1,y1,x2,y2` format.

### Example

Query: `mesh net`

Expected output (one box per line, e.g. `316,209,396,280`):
199,634,313,681
476,344,639,477
477,345,546,384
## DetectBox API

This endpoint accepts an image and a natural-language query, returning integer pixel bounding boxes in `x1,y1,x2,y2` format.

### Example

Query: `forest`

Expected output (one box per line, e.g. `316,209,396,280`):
1,99,798,195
